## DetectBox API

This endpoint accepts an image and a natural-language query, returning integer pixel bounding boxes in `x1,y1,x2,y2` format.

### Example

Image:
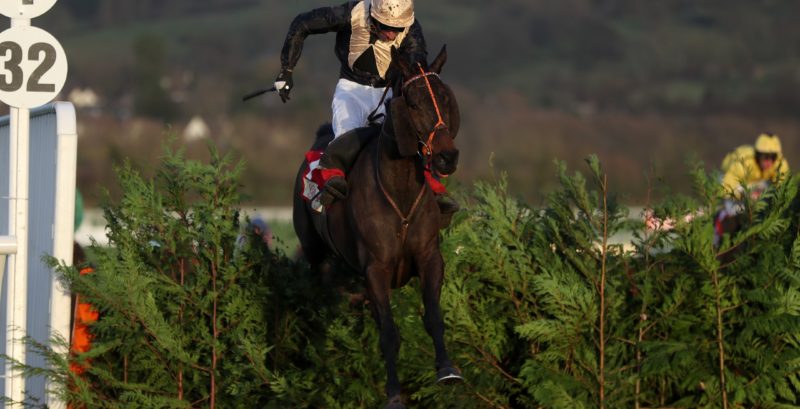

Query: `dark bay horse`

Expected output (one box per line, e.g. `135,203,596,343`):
293,46,461,408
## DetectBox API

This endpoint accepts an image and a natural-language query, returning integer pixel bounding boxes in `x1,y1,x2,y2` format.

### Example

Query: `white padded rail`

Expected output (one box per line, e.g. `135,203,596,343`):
0,102,76,408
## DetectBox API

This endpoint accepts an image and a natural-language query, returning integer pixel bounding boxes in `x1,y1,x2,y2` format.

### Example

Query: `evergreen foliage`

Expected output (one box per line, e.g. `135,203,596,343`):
435,157,637,409
13,144,282,408
7,148,800,408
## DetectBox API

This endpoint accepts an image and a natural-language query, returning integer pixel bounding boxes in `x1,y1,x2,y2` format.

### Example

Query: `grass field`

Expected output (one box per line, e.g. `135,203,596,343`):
77,206,643,257
265,220,299,256
77,207,300,255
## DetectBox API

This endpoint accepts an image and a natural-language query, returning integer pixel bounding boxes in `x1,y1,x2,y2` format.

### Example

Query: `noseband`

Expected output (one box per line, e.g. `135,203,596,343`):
401,64,448,157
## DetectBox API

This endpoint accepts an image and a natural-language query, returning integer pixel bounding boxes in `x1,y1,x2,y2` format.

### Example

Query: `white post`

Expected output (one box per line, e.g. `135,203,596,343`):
6,109,30,405
0,0,69,404
5,16,30,404
47,103,77,409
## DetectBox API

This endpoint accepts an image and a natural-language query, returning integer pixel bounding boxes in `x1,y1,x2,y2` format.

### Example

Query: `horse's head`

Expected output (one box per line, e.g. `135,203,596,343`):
388,45,460,177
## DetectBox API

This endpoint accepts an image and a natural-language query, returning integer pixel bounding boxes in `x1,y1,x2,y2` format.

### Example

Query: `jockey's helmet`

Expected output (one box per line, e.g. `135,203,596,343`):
370,0,414,29
754,133,782,155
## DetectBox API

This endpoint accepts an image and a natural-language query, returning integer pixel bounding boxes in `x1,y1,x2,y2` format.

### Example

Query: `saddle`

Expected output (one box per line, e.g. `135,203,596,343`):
300,124,380,266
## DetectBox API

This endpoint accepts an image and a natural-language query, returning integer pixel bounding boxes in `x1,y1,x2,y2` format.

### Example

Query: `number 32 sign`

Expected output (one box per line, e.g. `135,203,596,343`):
0,25,67,108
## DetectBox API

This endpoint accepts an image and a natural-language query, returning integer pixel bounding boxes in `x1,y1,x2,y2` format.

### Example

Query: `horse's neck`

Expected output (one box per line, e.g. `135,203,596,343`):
376,129,424,206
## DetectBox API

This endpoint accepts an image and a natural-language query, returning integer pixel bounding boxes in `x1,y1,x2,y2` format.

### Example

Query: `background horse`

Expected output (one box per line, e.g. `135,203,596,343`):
293,46,461,409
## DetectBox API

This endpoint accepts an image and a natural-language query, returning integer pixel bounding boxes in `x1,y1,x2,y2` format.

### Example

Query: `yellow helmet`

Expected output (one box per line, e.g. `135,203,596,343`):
370,0,414,29
754,133,782,154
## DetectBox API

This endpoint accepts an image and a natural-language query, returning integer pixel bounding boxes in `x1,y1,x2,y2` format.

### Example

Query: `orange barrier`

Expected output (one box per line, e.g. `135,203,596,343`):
68,266,98,409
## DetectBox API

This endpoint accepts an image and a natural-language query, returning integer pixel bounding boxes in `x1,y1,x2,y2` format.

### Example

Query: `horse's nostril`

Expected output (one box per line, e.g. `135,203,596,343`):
441,150,459,166
435,150,459,175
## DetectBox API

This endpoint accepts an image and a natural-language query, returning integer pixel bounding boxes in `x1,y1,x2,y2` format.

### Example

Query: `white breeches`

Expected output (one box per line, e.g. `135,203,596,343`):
331,78,392,138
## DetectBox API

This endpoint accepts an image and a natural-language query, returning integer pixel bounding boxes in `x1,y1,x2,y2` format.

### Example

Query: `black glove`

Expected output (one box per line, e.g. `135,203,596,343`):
274,69,293,103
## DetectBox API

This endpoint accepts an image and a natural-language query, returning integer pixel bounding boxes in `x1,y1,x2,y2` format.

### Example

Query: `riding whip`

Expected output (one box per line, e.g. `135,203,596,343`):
242,86,277,101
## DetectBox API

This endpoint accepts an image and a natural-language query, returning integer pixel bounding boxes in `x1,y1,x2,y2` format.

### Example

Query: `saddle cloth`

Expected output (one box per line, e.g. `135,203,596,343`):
301,150,326,212
301,150,344,213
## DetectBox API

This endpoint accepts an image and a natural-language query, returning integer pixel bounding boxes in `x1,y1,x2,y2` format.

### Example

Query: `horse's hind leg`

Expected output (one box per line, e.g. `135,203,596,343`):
293,204,341,291
292,201,327,268
365,262,405,408
417,249,462,383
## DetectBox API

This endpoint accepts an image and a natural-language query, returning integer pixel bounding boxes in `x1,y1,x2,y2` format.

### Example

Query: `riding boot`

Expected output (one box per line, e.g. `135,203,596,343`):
319,174,348,207
316,153,348,208
436,194,460,229
322,126,380,170
317,126,380,206
436,194,460,215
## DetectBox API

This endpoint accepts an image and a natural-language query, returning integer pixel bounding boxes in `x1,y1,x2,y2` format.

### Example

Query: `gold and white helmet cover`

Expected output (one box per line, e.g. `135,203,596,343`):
370,0,414,28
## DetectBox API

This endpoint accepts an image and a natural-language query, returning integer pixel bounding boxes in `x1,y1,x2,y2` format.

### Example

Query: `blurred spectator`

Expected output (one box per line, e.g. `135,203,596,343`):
238,217,273,249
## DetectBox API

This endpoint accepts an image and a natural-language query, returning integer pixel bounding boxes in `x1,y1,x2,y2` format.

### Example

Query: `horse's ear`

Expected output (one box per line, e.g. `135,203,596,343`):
429,45,447,74
391,46,412,78
390,97,419,157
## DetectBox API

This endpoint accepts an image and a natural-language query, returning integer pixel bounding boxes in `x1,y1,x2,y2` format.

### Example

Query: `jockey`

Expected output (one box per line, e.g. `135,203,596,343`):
275,0,459,215
649,133,790,240
720,133,790,198
715,133,790,245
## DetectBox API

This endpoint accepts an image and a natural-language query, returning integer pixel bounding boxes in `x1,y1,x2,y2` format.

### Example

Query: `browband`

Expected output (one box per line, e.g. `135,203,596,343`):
402,71,439,89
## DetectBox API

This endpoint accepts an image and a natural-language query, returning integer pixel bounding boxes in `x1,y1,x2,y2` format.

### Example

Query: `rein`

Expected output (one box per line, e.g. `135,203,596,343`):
376,130,427,245
367,85,393,124
374,64,447,245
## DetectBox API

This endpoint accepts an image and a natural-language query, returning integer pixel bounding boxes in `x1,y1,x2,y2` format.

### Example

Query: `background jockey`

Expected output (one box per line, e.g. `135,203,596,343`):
274,0,459,216
646,133,791,235
714,133,790,245
721,133,790,199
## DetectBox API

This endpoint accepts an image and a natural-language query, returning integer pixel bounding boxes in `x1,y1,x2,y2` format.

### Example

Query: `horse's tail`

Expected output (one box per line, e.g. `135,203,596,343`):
310,123,335,151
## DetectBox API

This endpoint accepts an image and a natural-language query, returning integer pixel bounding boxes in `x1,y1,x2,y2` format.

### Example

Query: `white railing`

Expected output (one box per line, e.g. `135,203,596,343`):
0,236,15,294
0,102,76,409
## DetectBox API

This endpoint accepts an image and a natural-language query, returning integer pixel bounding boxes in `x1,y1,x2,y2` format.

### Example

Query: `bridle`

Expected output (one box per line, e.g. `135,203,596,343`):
375,63,449,245
401,63,448,157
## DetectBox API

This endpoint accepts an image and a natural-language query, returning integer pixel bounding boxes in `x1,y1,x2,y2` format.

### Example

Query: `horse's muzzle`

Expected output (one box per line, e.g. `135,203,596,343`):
434,149,459,176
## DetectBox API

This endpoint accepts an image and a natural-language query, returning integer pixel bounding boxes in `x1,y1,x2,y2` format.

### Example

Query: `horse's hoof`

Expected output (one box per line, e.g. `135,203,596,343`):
436,366,464,384
384,395,406,409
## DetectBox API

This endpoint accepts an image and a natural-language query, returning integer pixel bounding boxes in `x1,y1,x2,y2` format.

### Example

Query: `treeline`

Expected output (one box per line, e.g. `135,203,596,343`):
48,0,800,116
12,146,800,408
53,0,258,28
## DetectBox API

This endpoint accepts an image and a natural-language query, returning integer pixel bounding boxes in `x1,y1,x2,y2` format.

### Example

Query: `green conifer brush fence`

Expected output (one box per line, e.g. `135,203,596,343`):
5,147,800,408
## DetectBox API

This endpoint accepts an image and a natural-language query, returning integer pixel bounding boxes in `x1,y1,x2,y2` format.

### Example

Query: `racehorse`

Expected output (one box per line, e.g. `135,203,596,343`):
293,45,461,408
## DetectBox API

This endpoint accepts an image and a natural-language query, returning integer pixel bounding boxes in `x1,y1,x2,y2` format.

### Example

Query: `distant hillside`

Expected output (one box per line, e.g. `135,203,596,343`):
36,0,800,204
43,0,800,115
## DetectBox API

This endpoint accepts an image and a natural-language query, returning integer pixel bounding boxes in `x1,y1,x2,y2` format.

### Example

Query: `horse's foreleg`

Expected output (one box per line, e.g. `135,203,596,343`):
417,250,462,383
365,263,403,402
